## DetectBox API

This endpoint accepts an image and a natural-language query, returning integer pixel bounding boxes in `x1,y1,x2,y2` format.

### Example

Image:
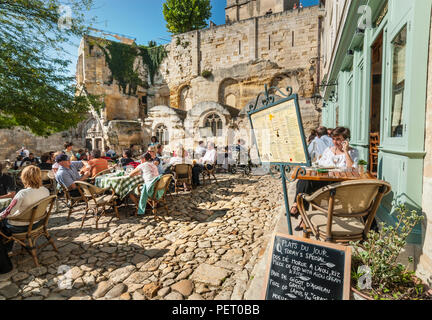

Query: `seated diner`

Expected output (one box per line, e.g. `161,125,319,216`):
290,127,359,216
0,166,50,253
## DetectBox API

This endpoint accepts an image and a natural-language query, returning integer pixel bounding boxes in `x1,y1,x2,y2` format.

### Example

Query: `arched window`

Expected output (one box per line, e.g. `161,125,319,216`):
204,113,223,137
155,125,169,145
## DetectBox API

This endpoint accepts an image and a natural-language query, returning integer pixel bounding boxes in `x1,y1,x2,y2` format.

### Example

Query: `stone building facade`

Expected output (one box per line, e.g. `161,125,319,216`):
74,4,321,156
0,3,321,160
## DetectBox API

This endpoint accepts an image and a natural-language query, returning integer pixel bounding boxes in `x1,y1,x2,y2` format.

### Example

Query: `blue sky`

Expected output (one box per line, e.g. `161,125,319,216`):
65,0,318,76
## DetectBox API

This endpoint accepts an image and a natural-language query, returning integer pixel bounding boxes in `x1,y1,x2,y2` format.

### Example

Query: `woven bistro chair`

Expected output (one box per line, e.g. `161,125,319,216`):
90,168,113,183
134,174,173,220
297,179,392,245
56,182,87,220
75,181,120,229
41,170,55,192
172,164,192,193
0,195,58,267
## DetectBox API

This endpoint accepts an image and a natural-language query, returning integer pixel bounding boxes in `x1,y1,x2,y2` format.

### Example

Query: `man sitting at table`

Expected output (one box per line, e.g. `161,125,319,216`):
128,152,160,211
55,154,90,197
37,153,53,171
290,127,359,217
0,164,15,200
199,142,217,169
308,127,333,162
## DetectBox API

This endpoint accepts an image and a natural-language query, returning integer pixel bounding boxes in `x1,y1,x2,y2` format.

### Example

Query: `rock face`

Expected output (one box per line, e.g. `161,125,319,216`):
4,174,283,301
67,6,320,155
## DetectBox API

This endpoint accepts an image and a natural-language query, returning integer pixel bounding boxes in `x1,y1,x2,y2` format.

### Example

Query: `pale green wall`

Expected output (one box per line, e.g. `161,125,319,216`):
323,0,432,243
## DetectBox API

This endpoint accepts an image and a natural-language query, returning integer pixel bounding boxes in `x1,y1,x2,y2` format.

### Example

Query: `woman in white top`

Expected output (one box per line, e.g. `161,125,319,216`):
128,152,160,207
130,152,160,184
0,166,50,251
291,127,359,217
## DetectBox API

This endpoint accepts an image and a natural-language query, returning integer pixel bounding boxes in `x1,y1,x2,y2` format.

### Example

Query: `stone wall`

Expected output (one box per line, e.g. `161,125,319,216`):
0,126,87,160
161,6,319,111
417,18,432,287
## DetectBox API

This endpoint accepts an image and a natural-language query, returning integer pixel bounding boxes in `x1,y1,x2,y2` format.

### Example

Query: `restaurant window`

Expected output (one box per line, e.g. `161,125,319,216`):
204,113,223,137
390,25,407,138
155,124,169,145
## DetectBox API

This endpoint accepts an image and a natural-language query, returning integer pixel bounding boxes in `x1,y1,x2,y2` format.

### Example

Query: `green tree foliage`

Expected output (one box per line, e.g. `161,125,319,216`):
93,38,167,94
0,0,100,136
163,0,212,34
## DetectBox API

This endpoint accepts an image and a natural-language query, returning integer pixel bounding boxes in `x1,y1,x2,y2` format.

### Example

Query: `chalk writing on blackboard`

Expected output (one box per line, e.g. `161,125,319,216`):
264,234,351,300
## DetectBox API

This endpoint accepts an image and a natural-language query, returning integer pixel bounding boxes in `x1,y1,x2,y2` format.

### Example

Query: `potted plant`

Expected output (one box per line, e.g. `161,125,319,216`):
358,160,368,174
350,205,431,300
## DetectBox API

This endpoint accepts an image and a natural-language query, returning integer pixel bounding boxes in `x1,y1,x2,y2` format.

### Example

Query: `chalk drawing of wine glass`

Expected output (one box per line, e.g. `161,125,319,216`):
285,293,297,299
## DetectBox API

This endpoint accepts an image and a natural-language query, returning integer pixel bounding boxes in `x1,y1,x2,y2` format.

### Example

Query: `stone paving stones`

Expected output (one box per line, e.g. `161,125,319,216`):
2,174,283,300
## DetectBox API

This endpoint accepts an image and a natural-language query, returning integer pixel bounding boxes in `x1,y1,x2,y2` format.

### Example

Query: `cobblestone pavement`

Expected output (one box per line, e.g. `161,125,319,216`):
0,174,284,300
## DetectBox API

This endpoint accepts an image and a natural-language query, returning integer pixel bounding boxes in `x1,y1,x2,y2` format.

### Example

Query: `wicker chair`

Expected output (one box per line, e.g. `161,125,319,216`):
0,195,58,267
75,181,119,229
55,181,87,220
297,179,391,244
201,163,217,185
172,164,192,193
90,168,113,182
135,174,173,220
41,170,55,192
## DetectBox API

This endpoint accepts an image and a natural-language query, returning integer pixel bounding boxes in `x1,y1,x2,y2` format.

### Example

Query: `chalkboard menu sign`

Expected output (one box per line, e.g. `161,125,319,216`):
264,234,351,300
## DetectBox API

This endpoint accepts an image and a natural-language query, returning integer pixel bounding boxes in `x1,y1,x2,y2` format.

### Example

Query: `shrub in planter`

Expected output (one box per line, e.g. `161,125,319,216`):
350,205,431,300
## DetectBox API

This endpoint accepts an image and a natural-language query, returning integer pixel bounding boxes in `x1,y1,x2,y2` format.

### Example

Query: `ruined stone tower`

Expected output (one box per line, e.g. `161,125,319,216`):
225,0,300,23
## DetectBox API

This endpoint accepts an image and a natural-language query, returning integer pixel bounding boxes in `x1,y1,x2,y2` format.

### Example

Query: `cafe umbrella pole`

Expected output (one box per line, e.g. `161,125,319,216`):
281,164,293,235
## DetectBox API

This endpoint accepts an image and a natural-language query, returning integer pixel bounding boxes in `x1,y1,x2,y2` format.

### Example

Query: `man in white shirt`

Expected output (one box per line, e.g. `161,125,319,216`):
199,142,217,166
308,127,334,162
319,126,334,149
195,141,207,159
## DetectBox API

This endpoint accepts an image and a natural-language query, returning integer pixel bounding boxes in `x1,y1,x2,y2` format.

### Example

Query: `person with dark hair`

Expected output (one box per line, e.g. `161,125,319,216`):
308,126,334,162
13,155,24,170
148,136,158,147
129,152,159,183
318,126,334,149
20,153,40,167
86,149,109,177
0,163,15,199
105,146,116,159
37,153,52,170
75,149,84,160
63,142,74,159
120,149,134,167
307,130,317,145
290,127,359,217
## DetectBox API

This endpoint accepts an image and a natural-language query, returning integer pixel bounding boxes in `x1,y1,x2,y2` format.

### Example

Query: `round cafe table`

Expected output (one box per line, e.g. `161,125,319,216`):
0,198,12,211
95,172,144,200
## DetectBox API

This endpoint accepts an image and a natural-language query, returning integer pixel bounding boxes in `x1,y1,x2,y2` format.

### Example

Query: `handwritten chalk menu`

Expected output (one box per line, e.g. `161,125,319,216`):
264,234,351,300
250,99,307,164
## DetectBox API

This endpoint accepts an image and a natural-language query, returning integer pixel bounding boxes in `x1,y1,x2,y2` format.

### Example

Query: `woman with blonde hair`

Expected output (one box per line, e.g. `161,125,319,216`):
0,166,50,252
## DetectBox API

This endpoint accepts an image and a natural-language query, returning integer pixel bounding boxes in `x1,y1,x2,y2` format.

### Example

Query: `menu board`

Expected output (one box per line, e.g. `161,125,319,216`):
263,234,351,300
249,98,308,165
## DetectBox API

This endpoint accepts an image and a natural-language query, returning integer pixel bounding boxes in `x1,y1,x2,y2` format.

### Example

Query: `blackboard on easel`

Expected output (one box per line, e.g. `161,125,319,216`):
263,234,352,300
